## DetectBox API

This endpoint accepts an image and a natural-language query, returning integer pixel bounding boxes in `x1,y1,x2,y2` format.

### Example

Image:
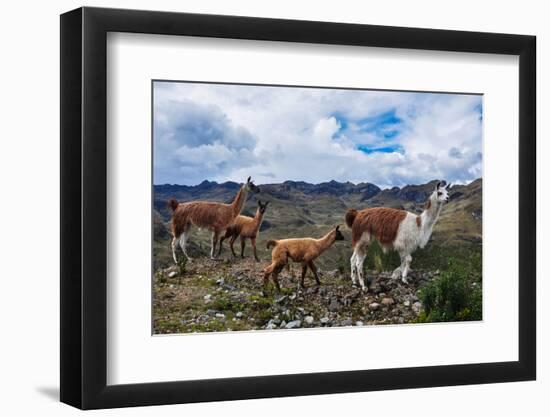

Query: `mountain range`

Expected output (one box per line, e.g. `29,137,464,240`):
153,178,482,269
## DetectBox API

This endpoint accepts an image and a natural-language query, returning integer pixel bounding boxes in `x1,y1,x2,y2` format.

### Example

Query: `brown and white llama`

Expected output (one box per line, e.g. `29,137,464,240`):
217,200,269,261
168,177,260,262
263,226,345,291
345,181,450,292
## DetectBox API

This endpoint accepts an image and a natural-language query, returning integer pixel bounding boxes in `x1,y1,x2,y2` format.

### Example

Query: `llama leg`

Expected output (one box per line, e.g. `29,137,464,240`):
391,253,403,279
178,232,192,262
391,264,402,280
240,236,246,258
401,254,412,284
300,263,308,288
308,261,321,286
229,235,237,257
393,252,407,280
263,263,275,290
355,245,368,292
210,231,220,260
251,237,259,262
171,236,179,264
272,264,284,292
350,251,358,286
217,235,226,257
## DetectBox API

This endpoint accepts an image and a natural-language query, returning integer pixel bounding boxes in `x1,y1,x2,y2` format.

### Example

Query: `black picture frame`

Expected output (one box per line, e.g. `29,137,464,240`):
60,6,536,410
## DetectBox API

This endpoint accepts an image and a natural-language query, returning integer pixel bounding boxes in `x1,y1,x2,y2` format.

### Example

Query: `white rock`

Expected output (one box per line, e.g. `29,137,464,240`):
403,300,411,307
304,316,314,325
369,302,380,311
215,313,225,319
266,321,277,330
168,271,177,278
203,294,212,301
355,321,364,326
320,317,330,324
381,297,394,306
285,320,302,329
235,312,244,319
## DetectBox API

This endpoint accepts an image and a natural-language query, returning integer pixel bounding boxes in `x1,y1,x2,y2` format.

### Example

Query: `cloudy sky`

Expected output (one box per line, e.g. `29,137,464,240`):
153,81,482,188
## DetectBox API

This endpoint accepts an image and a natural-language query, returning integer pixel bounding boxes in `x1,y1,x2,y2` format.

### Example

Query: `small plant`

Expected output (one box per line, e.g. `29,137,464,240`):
364,240,400,272
336,254,349,274
374,254,384,273
178,257,187,275
418,258,482,322
212,296,245,313
155,271,167,284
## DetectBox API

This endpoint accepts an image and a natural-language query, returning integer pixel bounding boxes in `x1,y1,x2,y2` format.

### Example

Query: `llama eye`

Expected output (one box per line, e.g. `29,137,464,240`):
437,191,442,196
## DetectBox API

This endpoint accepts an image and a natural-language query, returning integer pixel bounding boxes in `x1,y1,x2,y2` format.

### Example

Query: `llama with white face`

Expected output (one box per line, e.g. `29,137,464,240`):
345,181,450,292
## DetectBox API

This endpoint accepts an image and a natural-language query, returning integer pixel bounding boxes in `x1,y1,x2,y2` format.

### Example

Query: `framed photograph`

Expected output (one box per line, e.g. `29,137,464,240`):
60,7,536,409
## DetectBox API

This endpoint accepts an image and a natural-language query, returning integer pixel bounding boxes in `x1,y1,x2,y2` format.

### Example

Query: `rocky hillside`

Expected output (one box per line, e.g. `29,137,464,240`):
154,257,437,334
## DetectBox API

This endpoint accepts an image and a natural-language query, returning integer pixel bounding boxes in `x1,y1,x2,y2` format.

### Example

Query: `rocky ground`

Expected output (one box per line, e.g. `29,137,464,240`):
153,256,440,334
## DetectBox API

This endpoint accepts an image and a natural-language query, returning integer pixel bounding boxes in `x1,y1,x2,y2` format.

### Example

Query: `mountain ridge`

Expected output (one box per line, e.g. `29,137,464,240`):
153,178,482,270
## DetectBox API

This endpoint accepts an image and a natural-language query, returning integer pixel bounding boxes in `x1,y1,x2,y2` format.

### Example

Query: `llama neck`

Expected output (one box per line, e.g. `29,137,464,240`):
253,209,264,232
317,231,335,252
420,196,443,241
231,186,248,216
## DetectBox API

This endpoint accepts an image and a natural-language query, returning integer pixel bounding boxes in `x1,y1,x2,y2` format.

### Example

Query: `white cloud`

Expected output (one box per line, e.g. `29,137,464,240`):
154,81,482,188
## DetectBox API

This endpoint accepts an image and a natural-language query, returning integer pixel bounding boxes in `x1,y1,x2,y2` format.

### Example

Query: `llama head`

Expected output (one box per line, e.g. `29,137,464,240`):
334,225,345,241
245,176,261,194
258,200,269,214
432,181,450,204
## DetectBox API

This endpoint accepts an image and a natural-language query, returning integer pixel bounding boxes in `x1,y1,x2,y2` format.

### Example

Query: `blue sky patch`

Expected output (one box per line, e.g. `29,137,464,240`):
357,109,403,135
357,144,405,155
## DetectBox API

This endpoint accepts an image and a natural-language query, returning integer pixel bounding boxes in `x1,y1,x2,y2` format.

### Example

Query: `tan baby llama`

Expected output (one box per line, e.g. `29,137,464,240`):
263,225,344,291
217,200,269,261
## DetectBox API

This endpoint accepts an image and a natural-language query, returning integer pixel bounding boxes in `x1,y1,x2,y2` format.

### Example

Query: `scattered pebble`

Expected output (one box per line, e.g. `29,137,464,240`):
341,318,353,327
285,320,302,329
381,297,395,306
369,302,380,311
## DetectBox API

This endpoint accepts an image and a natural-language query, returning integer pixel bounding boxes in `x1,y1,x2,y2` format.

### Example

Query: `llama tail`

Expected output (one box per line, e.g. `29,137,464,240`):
345,209,358,228
266,240,278,249
168,198,179,212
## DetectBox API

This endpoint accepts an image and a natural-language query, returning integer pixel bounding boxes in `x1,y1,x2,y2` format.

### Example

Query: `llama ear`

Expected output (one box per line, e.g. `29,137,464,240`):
336,225,340,231
247,176,251,183
436,181,442,190
258,200,262,206
446,182,452,189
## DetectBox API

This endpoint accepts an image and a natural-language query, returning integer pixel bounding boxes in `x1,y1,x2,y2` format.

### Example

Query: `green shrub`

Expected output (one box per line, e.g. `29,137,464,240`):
178,257,187,275
364,241,401,272
337,254,349,274
155,271,167,284
418,258,482,322
374,254,384,273
212,297,244,313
